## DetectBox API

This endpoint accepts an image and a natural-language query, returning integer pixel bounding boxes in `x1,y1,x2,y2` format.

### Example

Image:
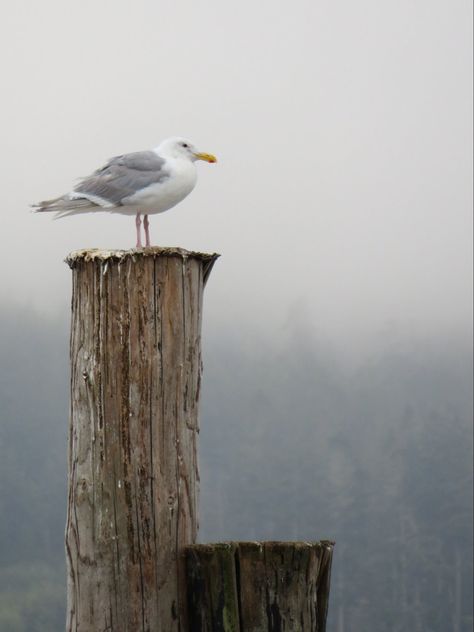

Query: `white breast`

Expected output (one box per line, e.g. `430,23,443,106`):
121,158,197,215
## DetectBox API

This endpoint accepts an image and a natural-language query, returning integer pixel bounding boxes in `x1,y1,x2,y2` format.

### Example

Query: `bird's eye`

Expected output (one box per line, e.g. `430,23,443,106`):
182,143,189,148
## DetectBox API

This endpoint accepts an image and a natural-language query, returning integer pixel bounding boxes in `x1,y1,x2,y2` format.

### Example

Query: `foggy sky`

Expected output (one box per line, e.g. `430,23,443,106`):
0,0,472,353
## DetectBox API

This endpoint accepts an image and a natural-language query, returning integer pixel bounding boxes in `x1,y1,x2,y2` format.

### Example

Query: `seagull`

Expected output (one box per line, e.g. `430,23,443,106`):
34,137,217,248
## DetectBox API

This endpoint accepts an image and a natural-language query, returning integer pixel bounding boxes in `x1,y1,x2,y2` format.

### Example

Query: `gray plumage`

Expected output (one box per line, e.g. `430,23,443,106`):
76,151,169,205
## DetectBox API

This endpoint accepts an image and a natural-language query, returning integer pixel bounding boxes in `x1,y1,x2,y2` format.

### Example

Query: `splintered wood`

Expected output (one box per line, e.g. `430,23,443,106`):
65,248,218,632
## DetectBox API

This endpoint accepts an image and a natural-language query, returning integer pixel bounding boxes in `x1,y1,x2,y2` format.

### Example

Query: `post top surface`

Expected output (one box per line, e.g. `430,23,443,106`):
186,540,335,551
65,247,220,269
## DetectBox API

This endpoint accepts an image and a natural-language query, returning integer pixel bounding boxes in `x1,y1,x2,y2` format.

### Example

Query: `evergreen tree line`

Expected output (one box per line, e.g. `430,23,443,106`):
0,307,472,631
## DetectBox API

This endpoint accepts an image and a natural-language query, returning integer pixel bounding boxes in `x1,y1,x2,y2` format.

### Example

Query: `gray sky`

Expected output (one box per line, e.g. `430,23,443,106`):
0,0,472,354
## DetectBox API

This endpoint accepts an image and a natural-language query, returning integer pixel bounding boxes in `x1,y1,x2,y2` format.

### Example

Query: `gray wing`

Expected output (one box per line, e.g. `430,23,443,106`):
73,151,170,205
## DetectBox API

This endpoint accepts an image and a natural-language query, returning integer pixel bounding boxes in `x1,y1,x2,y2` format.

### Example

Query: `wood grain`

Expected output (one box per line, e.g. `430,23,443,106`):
65,248,218,632
186,541,335,632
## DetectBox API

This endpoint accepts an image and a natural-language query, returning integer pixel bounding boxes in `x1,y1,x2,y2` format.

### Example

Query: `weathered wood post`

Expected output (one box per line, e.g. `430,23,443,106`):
65,247,218,632
186,541,334,631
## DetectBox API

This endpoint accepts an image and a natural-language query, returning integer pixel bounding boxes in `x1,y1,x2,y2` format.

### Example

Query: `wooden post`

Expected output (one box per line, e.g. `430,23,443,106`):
65,247,218,632
186,541,335,631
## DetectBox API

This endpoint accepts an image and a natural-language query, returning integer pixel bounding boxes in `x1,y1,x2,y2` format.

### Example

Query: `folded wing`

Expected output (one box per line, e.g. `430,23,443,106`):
33,151,170,217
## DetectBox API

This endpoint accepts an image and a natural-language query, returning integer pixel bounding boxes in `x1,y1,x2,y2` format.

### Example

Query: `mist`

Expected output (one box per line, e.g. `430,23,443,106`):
0,0,472,350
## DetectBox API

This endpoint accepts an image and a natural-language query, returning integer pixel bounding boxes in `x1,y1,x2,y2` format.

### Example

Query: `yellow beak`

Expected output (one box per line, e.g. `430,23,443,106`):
195,152,217,163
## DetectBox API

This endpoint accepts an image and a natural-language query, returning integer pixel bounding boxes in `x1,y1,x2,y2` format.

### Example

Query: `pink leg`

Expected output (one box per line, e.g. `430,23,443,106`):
135,212,142,248
144,214,151,247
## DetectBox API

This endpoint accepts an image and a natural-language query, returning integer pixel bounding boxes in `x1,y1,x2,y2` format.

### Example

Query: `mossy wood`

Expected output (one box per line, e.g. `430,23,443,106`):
186,541,334,631
65,247,218,632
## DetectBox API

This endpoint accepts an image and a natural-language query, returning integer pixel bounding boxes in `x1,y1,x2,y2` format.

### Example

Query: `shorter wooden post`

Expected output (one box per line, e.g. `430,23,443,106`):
186,541,334,631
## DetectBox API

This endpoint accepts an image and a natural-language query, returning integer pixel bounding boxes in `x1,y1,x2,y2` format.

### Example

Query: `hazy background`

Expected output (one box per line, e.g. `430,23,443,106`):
0,0,472,351
0,0,472,630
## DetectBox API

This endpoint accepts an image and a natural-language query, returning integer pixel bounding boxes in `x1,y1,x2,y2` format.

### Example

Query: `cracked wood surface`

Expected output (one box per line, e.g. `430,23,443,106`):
66,248,218,632
186,541,334,632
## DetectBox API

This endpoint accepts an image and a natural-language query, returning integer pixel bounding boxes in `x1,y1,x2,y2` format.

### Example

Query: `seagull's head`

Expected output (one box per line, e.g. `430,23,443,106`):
158,137,217,164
